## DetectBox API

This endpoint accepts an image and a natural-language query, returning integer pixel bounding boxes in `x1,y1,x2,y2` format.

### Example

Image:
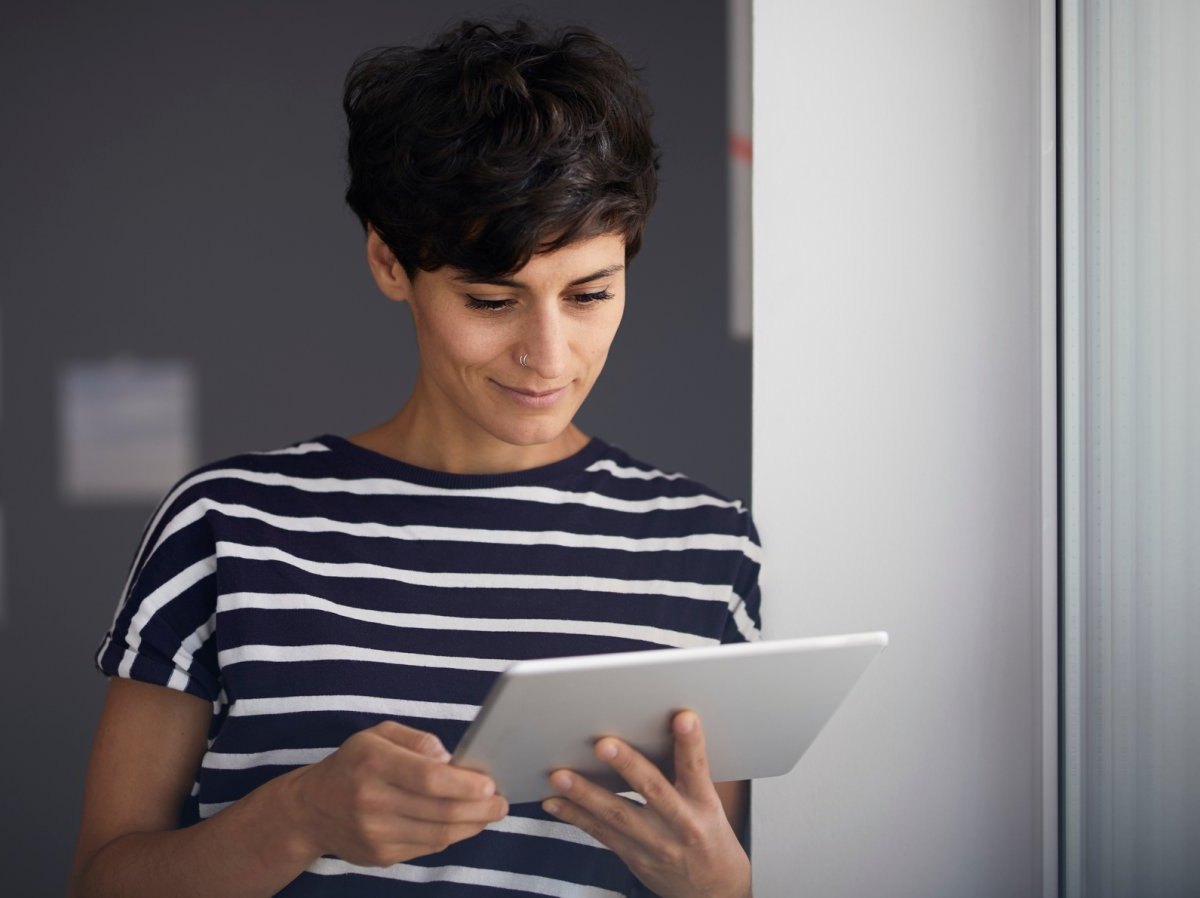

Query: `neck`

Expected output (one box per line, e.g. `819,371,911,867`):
348,384,590,475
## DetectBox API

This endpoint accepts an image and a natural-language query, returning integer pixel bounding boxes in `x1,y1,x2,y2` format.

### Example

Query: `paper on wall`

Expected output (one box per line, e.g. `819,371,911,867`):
60,357,198,502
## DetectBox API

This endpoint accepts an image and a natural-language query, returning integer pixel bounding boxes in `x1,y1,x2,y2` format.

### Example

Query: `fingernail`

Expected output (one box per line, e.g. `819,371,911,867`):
677,714,695,734
544,799,562,815
597,740,617,760
551,771,573,791
481,780,495,797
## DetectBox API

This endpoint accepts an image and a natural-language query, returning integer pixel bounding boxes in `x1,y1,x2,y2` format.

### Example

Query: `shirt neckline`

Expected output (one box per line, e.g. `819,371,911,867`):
314,433,611,488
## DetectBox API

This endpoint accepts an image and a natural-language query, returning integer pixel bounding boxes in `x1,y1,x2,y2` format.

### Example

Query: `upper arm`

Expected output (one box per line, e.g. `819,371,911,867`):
68,677,212,892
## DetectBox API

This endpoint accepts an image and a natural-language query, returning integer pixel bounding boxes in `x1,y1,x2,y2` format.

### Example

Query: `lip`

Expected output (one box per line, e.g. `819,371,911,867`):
493,381,570,408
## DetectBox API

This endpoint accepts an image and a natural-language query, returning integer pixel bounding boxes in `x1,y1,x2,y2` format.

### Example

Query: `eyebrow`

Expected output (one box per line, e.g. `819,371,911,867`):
456,264,625,289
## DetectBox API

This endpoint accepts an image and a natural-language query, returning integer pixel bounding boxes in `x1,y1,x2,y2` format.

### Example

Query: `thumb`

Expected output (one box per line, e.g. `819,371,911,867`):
373,720,452,762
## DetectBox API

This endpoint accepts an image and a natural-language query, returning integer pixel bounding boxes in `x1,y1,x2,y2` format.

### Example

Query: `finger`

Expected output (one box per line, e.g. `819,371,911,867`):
592,736,689,829
382,748,498,801
394,790,510,825
371,720,451,761
542,795,651,867
547,768,657,846
671,710,717,798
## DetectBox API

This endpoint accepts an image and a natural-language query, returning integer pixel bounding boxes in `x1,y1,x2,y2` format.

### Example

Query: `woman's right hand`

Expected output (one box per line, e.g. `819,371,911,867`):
288,720,509,867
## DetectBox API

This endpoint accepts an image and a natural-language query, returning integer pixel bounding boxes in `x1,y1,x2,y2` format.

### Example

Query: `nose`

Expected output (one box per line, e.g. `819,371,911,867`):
518,303,569,381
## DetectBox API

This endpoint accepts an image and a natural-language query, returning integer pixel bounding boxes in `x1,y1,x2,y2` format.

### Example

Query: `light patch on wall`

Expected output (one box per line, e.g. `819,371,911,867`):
60,358,198,503
728,0,752,341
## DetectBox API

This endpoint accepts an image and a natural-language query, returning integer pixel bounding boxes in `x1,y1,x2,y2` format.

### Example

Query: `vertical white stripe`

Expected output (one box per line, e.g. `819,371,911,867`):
1065,3,1200,896
1036,0,1059,894
1061,2,1086,895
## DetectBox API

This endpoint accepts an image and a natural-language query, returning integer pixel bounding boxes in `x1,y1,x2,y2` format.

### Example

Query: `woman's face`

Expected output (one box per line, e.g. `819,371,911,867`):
384,231,628,451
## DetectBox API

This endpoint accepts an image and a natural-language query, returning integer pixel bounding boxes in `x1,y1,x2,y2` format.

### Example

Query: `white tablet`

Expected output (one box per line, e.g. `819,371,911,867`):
450,631,888,804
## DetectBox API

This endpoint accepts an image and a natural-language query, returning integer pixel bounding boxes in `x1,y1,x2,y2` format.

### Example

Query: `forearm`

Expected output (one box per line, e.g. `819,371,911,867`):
72,767,320,898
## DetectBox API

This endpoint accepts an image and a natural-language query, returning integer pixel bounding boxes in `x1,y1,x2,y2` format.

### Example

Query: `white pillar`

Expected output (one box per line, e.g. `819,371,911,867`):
751,2,1053,894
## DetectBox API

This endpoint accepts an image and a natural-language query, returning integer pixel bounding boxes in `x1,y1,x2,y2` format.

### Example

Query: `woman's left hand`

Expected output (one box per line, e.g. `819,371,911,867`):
542,710,752,898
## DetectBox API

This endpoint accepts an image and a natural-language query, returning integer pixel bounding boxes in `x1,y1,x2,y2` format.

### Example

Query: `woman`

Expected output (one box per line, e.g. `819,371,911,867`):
69,19,762,898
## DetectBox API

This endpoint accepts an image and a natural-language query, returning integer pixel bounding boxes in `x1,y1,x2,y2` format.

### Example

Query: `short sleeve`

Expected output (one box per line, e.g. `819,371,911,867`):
721,511,763,644
94,477,222,702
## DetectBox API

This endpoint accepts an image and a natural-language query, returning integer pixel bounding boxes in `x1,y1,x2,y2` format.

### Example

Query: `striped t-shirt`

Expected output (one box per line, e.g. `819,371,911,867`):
95,433,764,897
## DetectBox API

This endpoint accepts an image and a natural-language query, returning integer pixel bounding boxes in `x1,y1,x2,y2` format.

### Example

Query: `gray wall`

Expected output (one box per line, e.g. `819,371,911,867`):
0,2,749,891
752,1,1052,895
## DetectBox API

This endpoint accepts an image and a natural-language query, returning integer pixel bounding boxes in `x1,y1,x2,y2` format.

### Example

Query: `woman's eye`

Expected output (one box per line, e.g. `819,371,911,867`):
465,296,513,312
465,290,614,312
571,290,615,304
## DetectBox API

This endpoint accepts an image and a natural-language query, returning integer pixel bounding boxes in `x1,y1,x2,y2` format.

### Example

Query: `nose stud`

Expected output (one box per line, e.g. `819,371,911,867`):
519,353,529,368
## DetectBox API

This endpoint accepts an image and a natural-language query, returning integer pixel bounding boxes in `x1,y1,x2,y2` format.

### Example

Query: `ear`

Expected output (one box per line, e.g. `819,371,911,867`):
365,223,415,303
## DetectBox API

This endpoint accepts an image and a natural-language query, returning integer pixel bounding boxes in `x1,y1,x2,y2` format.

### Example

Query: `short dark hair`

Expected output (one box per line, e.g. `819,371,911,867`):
342,19,660,279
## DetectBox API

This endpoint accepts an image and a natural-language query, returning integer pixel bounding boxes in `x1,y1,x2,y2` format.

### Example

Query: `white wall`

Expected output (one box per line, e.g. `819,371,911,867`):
751,2,1053,895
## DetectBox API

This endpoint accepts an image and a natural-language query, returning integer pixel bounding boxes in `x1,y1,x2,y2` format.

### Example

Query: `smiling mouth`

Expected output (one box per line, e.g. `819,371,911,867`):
497,382,568,397
491,380,572,408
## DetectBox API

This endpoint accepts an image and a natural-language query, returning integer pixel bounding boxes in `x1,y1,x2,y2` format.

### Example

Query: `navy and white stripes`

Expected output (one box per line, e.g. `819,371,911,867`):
95,434,763,897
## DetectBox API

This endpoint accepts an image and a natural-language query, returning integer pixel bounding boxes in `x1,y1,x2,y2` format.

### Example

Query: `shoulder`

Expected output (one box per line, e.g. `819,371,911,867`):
585,440,760,541
588,441,740,502
138,435,336,528
171,434,333,488
186,435,335,479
